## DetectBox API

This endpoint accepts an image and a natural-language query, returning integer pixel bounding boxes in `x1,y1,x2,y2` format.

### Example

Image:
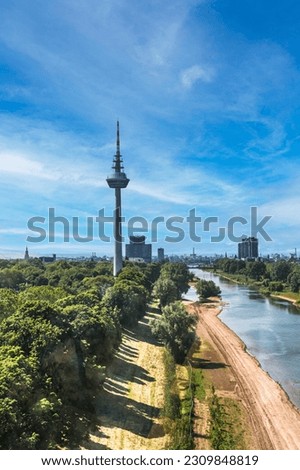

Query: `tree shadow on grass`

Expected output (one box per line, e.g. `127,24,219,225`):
191,356,228,370
96,353,162,438
83,425,112,450
136,314,162,347
95,388,162,439
194,431,210,439
147,305,161,314
118,343,139,358
121,314,161,347
103,378,129,395
107,355,156,387
92,311,165,442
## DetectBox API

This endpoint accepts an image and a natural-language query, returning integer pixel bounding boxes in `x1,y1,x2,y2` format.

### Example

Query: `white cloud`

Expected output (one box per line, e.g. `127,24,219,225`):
0,228,29,235
181,64,215,89
0,115,111,195
261,197,300,227
0,152,56,179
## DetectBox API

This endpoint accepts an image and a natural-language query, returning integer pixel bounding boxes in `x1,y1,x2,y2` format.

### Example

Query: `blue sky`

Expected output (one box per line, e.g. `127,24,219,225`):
0,0,300,258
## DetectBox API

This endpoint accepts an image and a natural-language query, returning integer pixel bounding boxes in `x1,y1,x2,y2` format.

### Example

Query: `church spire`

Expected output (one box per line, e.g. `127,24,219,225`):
24,246,29,260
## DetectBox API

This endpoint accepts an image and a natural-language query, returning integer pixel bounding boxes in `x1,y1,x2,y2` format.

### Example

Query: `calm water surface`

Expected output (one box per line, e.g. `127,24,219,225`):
186,269,300,409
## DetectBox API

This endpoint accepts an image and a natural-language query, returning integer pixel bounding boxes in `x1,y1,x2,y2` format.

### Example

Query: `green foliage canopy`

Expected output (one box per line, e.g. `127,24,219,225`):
150,301,196,363
196,279,221,300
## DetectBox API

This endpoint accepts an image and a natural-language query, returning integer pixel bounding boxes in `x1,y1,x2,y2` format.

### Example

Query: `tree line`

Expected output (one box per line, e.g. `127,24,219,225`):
214,258,300,294
0,258,197,448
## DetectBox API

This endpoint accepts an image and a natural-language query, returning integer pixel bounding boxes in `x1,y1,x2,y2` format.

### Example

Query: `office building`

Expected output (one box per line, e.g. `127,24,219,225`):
126,236,152,263
238,237,258,259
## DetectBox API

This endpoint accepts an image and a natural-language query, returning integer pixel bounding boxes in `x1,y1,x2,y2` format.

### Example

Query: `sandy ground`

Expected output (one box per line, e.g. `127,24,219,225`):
83,310,167,450
189,300,300,450
271,294,300,306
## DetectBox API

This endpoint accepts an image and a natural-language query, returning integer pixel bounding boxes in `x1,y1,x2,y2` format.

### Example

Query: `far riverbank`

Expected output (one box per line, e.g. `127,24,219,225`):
212,269,300,308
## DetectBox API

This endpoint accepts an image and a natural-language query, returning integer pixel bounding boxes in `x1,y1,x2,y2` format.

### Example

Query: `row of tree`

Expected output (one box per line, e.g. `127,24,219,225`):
150,263,197,363
214,258,300,293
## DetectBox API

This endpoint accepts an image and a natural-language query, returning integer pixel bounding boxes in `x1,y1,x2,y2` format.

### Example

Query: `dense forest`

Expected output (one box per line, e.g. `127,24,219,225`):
214,258,300,297
0,258,193,449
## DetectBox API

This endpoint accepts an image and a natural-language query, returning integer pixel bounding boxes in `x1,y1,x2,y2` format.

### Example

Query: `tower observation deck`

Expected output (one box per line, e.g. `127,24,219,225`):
106,122,129,275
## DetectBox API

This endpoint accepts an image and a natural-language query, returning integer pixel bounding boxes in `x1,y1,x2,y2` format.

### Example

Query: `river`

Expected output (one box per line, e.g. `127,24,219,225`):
186,269,300,409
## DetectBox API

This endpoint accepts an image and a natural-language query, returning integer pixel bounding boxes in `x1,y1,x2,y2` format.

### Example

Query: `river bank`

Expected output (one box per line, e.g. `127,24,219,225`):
187,299,300,449
270,293,300,306
213,270,300,308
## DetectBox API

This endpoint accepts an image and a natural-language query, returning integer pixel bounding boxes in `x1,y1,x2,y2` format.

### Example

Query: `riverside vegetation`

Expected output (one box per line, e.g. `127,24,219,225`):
0,257,244,450
213,258,300,304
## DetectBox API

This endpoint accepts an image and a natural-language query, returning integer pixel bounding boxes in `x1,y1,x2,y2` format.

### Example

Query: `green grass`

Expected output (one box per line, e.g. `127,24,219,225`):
209,388,245,450
162,350,194,450
276,291,300,303
192,368,206,401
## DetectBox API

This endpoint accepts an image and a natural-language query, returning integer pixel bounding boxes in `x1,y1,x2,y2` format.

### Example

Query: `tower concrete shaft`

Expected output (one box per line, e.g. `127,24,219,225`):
106,122,129,276
113,187,122,275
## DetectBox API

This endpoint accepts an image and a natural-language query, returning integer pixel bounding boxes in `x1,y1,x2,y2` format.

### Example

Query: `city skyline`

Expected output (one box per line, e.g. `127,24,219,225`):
0,1,300,258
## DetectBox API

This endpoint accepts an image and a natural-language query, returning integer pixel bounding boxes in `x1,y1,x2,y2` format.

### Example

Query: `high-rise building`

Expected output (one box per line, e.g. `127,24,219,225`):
106,122,130,276
39,254,57,263
157,247,165,262
238,237,258,259
125,236,152,263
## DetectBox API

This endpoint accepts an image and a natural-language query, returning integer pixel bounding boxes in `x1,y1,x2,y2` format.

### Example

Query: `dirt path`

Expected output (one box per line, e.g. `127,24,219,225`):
84,311,167,450
193,398,211,450
191,301,300,450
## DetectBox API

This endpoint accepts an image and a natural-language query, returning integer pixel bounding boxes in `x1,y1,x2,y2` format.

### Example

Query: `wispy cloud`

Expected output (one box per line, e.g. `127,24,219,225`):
181,64,215,88
0,228,29,235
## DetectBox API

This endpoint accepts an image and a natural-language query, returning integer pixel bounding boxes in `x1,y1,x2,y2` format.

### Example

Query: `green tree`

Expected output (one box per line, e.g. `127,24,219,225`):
0,345,37,449
160,263,191,298
142,263,161,290
153,276,178,307
246,260,266,281
196,279,221,300
102,280,148,326
92,261,113,277
18,286,67,305
150,301,196,363
80,275,114,297
0,269,25,290
271,261,292,282
0,301,65,360
288,268,300,293
0,289,18,321
117,264,146,285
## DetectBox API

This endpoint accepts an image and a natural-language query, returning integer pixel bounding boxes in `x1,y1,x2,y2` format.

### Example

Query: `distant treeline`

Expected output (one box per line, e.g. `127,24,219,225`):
214,258,300,295
0,258,195,449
